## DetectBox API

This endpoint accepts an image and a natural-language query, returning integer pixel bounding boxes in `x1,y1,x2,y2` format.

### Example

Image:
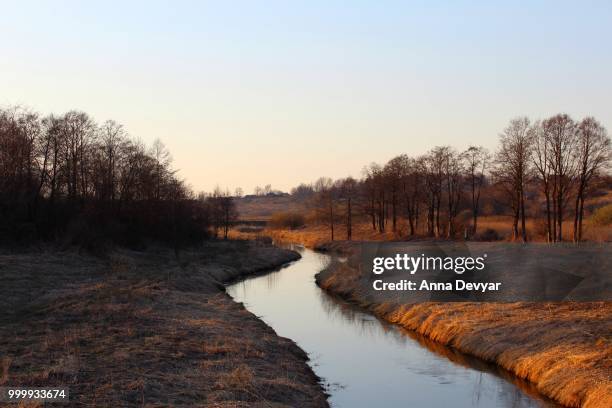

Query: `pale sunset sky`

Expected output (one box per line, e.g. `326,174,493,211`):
2,1,611,193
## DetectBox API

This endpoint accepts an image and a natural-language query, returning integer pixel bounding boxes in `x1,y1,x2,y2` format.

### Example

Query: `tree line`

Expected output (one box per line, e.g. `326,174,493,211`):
294,114,611,242
0,106,237,248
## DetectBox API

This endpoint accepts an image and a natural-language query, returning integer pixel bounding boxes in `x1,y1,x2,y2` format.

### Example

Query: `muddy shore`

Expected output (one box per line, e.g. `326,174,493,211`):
0,240,329,407
314,241,612,408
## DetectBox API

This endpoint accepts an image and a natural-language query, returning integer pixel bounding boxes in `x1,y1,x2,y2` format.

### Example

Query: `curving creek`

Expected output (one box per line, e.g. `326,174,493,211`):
227,246,560,408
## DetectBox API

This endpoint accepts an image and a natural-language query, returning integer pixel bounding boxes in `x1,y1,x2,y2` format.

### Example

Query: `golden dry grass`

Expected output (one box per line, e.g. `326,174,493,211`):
229,223,401,248
477,216,611,242
230,214,611,249
0,242,327,407
384,302,612,408
316,258,612,408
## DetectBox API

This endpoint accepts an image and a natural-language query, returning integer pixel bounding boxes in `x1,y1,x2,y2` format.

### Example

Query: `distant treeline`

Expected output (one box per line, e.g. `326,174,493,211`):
290,114,611,242
0,106,237,248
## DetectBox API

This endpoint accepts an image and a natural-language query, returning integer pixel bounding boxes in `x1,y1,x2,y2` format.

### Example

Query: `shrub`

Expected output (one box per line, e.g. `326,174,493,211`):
269,212,305,230
255,236,273,245
591,204,612,227
475,228,500,241
237,225,263,233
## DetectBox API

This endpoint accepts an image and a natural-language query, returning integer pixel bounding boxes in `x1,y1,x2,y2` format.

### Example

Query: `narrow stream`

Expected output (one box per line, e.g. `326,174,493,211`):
227,246,559,408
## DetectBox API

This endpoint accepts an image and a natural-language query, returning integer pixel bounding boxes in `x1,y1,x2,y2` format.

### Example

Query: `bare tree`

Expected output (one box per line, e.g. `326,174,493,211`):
384,156,405,232
362,163,381,231
151,138,172,201
220,190,238,239
0,107,40,219
443,148,464,238
425,147,446,238
532,120,554,242
463,146,489,236
542,114,577,241
60,111,96,202
495,117,533,242
396,155,421,236
0,105,214,245
314,177,335,240
339,177,358,240
291,183,315,198
208,187,224,238
97,120,127,204
573,117,611,241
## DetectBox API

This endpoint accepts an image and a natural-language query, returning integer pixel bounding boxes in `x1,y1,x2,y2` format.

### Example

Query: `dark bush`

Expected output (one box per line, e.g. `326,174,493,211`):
591,204,612,227
475,228,500,241
237,225,264,233
269,212,305,230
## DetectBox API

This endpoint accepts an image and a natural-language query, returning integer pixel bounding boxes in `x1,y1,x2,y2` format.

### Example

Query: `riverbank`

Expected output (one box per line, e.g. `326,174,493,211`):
0,240,329,407
314,241,612,408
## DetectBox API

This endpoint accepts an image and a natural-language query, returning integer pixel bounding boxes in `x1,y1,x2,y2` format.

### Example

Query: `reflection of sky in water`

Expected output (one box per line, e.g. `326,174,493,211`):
227,248,558,408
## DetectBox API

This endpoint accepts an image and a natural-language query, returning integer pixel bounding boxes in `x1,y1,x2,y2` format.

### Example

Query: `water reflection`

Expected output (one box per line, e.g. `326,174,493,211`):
227,248,559,408
320,290,559,407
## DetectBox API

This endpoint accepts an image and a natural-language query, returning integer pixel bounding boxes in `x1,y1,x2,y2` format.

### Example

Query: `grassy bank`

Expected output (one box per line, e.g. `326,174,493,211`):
0,241,328,407
314,242,611,408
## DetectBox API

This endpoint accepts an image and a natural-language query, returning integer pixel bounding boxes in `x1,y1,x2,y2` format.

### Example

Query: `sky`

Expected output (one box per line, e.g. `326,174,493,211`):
2,1,611,194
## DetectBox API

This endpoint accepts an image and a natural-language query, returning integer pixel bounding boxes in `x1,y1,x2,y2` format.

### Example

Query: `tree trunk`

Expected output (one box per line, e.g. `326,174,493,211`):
435,197,441,238
557,189,563,241
512,192,520,241
346,198,352,240
551,191,557,242
512,213,519,241
391,189,397,232
572,190,581,243
544,188,552,243
329,199,334,241
427,198,434,236
370,197,376,230
415,202,419,233
520,187,527,242
407,199,415,236
578,196,585,242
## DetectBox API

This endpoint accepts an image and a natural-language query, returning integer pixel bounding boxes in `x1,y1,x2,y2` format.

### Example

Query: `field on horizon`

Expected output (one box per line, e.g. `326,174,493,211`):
233,192,612,246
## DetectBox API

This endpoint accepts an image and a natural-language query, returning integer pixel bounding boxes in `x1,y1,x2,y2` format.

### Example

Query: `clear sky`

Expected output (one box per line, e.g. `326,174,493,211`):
2,1,611,194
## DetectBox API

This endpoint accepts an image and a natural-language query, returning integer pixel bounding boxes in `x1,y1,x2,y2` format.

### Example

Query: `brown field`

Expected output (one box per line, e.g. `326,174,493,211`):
230,215,611,248
233,189,612,245
230,223,397,248
0,241,328,407
236,195,306,222
314,244,612,408
476,216,612,243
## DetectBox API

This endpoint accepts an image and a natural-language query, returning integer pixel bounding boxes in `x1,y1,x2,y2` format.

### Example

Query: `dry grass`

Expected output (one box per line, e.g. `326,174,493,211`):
383,302,612,408
229,223,401,248
236,195,306,222
230,214,611,249
234,187,612,243
316,252,612,408
477,216,611,242
0,241,327,407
